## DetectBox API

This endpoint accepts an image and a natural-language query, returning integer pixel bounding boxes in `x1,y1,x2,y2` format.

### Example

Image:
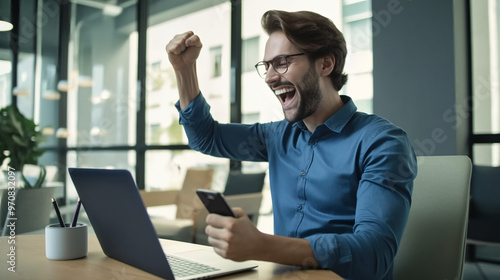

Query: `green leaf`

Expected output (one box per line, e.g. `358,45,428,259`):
0,105,45,182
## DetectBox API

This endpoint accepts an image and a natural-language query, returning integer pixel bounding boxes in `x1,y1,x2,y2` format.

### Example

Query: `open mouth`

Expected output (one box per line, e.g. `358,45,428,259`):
275,87,296,108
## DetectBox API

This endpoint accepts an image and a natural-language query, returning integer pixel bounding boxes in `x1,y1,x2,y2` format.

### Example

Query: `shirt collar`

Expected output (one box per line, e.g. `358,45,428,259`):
294,95,357,133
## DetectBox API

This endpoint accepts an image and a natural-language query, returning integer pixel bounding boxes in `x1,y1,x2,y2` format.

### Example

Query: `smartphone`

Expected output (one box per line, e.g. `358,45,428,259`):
196,190,236,217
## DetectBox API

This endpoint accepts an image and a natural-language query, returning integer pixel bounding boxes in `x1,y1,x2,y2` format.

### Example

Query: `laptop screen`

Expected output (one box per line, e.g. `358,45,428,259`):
68,168,175,279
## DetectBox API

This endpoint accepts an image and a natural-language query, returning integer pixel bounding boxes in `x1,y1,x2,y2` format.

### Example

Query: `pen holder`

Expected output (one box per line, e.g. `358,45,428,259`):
45,223,88,260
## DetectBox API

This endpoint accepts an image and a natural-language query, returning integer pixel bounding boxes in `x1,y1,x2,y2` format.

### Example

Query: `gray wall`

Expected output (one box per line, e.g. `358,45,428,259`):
372,0,470,157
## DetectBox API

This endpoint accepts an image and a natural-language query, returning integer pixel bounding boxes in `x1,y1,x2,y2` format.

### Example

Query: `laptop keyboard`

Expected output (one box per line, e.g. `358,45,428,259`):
166,254,220,278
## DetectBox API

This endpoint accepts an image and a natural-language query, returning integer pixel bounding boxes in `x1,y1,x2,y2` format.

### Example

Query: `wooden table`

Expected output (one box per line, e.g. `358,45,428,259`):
0,234,343,279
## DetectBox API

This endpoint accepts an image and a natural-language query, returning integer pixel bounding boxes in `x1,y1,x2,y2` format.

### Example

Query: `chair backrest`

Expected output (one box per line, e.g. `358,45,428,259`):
225,192,263,225
139,189,179,208
393,155,472,280
223,171,266,196
176,168,214,219
467,165,500,243
470,165,500,219
1,187,56,235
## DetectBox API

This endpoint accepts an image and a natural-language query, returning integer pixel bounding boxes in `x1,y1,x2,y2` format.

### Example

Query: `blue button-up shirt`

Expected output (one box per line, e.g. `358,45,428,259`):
176,93,417,280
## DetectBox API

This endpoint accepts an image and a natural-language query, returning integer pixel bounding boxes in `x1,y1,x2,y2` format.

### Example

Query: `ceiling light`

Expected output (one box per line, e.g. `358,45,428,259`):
0,20,13,32
42,127,55,136
78,76,93,87
13,86,29,96
57,80,70,92
43,90,61,100
56,128,69,138
102,4,122,17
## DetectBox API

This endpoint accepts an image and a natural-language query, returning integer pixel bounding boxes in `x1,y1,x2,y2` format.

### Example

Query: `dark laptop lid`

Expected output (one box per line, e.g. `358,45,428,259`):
68,168,175,280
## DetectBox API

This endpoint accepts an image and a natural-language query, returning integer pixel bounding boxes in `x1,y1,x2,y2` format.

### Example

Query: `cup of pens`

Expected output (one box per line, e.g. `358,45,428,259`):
46,198,87,260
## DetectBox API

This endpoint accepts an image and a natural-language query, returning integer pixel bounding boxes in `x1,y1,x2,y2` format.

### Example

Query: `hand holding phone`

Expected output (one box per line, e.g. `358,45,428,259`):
196,190,236,217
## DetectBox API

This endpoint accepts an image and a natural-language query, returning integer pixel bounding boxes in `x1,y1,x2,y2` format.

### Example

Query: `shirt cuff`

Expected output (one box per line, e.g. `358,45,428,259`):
175,92,209,125
305,234,352,273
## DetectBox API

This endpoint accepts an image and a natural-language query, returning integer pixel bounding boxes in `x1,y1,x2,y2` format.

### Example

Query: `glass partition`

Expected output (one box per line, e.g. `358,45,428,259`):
144,0,232,192
473,143,500,166
14,0,37,119
66,1,138,148
66,150,136,201
0,60,11,108
145,0,231,146
0,0,11,108
38,0,61,149
471,0,500,165
145,150,229,192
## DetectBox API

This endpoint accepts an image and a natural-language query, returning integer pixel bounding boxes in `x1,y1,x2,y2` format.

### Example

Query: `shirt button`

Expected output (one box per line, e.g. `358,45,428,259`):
300,171,306,176
297,205,303,211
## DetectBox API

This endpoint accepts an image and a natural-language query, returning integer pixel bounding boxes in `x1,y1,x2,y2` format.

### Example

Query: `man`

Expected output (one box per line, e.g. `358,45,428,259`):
166,10,417,280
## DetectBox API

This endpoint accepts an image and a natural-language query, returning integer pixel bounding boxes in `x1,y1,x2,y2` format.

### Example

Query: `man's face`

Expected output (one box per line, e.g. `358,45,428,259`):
263,31,322,123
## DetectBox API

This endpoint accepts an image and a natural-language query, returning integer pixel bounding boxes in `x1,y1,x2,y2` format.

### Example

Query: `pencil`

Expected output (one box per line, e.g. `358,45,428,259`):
51,197,65,227
71,198,82,227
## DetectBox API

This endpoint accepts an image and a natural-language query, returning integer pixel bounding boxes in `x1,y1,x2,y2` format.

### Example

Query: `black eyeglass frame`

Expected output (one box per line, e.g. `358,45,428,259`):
254,53,305,78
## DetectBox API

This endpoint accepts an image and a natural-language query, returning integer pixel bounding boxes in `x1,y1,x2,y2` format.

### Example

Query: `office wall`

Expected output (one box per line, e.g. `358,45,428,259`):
372,0,470,156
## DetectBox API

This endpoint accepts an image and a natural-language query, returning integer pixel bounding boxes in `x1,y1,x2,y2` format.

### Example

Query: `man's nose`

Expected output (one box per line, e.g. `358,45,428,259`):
264,67,280,84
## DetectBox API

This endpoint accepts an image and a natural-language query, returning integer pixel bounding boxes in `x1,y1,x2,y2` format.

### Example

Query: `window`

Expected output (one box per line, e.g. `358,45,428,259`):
145,0,231,190
146,1,231,148
66,150,136,200
343,8,373,114
242,36,259,73
210,46,223,78
66,3,138,149
0,60,11,107
471,0,500,166
0,0,11,108
145,150,228,191
59,1,139,200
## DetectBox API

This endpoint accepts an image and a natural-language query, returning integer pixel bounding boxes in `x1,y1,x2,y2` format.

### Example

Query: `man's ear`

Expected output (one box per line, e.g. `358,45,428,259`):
318,55,335,77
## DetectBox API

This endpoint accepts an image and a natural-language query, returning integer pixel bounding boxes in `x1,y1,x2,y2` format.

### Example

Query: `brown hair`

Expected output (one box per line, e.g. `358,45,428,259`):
261,10,348,91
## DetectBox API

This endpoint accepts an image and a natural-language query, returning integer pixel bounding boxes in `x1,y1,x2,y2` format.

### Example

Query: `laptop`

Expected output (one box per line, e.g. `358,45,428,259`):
68,168,258,280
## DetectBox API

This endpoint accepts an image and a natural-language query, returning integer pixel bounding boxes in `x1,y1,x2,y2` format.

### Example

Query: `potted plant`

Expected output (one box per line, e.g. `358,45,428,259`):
0,105,46,188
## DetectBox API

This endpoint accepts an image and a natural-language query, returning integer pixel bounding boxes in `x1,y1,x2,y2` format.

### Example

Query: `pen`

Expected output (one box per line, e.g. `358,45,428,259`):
51,197,65,227
71,198,82,227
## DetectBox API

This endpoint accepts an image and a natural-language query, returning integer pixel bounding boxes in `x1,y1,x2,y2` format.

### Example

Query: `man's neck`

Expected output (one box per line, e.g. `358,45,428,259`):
303,91,343,133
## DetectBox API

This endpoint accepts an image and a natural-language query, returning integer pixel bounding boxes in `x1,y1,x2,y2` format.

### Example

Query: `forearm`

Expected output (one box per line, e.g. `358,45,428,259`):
166,31,203,109
174,64,200,110
176,94,270,161
257,234,318,268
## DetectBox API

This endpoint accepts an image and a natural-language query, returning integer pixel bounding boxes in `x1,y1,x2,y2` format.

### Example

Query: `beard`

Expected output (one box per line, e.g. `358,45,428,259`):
284,67,322,123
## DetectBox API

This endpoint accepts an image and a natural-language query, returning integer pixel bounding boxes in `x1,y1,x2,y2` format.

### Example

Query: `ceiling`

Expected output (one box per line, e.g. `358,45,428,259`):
0,0,224,61
0,0,133,59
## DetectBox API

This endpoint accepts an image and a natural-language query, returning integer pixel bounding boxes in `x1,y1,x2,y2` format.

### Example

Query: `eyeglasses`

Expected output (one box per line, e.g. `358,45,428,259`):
254,53,305,78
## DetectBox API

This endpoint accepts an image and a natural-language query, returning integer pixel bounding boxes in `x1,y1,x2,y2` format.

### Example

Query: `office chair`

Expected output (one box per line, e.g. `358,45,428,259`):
0,187,56,235
466,165,500,263
222,171,266,196
140,168,214,242
393,155,472,280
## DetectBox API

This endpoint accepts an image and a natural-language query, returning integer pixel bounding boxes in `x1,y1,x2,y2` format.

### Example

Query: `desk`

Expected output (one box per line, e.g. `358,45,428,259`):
0,234,343,280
